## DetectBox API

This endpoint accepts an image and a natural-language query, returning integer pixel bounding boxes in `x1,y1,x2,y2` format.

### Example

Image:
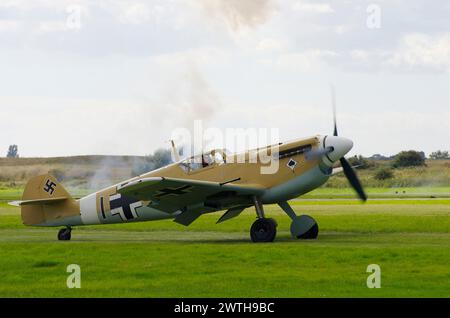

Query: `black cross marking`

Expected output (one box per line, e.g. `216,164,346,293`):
44,179,57,195
110,195,141,221
155,185,192,198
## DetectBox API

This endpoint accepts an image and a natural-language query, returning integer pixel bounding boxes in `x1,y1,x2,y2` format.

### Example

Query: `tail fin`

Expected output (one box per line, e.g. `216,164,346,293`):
12,174,79,226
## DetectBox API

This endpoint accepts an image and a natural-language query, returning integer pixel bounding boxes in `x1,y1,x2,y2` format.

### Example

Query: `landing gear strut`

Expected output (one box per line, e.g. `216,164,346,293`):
250,197,277,243
58,227,72,241
278,202,319,239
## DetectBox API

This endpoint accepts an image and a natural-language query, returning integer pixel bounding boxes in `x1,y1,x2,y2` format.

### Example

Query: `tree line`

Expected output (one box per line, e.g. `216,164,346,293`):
5,144,450,160
4,143,450,180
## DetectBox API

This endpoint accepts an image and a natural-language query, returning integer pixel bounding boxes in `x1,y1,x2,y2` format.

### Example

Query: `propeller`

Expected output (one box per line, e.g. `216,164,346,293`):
340,157,367,201
331,86,367,202
331,84,338,137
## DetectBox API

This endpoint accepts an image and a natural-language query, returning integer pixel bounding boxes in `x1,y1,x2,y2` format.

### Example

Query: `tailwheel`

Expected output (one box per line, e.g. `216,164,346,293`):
290,215,319,239
250,218,277,243
57,227,72,241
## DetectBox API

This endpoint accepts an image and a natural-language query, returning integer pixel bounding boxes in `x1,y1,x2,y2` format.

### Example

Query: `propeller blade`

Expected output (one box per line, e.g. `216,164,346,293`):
340,157,367,202
331,84,338,136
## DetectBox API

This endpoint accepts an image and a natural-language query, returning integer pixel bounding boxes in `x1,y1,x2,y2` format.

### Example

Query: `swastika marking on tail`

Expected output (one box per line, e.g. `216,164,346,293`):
44,179,57,195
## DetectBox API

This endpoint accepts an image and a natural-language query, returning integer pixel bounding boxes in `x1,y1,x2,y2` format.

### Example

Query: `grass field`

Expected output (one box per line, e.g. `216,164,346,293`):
1,191,449,297
303,187,450,199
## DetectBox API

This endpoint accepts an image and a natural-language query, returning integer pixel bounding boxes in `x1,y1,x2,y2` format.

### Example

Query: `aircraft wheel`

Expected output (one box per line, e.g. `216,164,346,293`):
58,228,72,241
290,215,319,239
250,218,277,243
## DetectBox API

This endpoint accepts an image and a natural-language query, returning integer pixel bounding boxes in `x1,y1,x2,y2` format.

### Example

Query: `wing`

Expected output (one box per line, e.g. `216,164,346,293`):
116,177,263,224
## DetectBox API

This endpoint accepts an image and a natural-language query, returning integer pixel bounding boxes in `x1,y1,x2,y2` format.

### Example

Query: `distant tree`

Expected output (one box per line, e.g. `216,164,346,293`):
369,154,392,161
6,145,19,158
430,150,450,160
374,168,394,180
392,150,426,168
347,155,375,169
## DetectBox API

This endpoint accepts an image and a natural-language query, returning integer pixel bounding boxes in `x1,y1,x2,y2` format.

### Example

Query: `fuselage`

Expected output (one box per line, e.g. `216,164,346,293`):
38,134,353,227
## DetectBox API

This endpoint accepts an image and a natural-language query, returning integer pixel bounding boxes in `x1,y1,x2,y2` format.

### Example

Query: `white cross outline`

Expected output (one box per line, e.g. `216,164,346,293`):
129,201,143,218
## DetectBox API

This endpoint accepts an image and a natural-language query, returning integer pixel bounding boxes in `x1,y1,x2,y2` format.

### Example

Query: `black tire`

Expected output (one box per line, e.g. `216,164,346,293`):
58,228,71,241
250,218,277,243
298,222,319,239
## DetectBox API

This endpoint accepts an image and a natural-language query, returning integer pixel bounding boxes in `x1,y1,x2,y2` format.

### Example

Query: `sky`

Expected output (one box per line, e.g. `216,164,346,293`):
0,0,449,158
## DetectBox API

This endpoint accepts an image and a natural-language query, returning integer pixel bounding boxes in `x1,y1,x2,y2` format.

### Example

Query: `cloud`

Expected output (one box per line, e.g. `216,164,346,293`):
193,0,277,32
345,110,450,156
0,20,21,32
1,0,450,158
118,2,156,25
292,1,334,14
342,33,450,73
0,0,193,56
35,21,67,33
256,38,285,51
260,49,338,70
270,32,450,74
111,1,179,26
386,33,450,72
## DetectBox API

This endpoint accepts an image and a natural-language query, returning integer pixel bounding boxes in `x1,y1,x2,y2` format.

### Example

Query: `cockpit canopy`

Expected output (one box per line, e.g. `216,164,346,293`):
179,149,228,173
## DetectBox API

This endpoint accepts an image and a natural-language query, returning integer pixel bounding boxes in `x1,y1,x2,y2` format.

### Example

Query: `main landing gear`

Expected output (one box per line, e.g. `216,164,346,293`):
250,197,277,243
58,227,72,241
249,197,319,243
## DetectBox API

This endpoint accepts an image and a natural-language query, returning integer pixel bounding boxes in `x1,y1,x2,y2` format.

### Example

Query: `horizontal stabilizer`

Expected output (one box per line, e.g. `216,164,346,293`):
9,197,68,207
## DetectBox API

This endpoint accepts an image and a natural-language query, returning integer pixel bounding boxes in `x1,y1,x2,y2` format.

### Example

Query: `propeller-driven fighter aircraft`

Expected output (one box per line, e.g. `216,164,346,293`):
10,107,367,243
